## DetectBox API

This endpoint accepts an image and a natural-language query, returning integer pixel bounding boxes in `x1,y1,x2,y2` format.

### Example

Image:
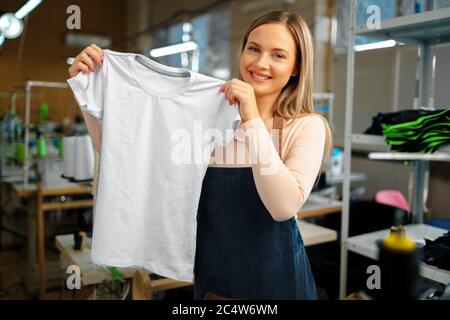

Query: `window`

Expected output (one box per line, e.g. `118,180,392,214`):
148,7,231,80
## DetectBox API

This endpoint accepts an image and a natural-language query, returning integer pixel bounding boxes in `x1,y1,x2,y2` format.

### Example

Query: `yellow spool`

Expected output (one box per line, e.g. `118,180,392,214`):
382,226,416,252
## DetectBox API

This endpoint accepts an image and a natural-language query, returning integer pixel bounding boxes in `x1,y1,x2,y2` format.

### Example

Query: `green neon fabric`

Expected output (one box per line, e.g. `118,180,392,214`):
381,108,450,153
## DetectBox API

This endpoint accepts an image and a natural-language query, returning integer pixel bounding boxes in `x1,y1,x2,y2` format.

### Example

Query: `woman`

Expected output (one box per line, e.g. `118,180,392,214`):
69,10,332,300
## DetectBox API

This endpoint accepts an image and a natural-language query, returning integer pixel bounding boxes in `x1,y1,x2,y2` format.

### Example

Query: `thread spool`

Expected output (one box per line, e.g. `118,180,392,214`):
74,135,95,181
62,135,76,179
379,225,421,300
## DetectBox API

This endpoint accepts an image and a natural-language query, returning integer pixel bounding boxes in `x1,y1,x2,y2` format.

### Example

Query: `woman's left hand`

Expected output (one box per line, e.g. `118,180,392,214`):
220,78,260,123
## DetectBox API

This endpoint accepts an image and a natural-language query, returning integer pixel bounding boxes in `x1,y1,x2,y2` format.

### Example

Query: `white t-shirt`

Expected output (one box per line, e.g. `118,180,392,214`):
67,49,240,281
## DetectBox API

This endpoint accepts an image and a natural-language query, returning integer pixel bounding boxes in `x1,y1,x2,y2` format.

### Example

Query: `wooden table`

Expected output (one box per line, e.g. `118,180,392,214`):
298,193,342,219
55,234,193,300
299,220,338,246
35,181,93,299
55,234,135,287
5,177,93,299
12,182,91,199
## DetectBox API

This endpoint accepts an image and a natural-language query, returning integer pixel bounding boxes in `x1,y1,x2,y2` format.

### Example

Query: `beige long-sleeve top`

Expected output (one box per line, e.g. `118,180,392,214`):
81,110,326,222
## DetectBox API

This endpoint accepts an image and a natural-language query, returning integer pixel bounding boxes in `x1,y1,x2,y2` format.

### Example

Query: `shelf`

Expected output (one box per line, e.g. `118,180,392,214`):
346,224,450,285
351,134,390,152
350,135,450,156
369,151,450,162
329,171,368,184
354,7,450,45
334,135,389,152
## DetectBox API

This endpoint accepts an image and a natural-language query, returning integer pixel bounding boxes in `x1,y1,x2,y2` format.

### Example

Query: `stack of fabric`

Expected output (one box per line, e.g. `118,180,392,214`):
381,108,450,153
365,109,434,136
423,231,450,271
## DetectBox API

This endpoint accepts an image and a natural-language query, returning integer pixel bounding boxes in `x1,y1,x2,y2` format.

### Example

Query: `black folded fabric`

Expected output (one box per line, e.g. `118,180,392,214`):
423,232,450,271
364,109,438,136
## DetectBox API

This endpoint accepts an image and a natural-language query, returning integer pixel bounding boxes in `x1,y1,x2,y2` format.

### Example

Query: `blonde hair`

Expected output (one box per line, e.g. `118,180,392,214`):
239,10,332,170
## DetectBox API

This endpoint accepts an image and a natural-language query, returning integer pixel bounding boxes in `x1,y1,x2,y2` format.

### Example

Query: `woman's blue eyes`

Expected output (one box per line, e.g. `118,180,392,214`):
247,47,285,59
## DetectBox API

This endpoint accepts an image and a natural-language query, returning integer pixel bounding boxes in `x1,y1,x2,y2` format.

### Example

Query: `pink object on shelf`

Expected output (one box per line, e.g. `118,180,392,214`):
374,190,410,212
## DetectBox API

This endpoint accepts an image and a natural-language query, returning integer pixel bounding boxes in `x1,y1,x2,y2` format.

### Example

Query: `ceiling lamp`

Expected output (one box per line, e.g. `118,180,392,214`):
0,13,24,39
150,41,198,58
15,0,42,19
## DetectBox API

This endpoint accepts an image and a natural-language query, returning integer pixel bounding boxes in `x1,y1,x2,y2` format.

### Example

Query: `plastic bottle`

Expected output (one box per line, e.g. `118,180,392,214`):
378,225,421,300
415,0,423,13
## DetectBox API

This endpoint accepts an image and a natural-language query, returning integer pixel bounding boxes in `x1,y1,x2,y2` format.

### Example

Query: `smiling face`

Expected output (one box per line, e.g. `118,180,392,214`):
240,23,298,99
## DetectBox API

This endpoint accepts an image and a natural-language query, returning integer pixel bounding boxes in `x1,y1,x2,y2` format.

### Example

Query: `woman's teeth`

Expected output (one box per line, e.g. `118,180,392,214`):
250,72,271,81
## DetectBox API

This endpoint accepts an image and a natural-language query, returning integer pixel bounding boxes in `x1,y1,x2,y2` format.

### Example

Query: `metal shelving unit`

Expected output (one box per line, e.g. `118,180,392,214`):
369,152,450,162
339,2,450,299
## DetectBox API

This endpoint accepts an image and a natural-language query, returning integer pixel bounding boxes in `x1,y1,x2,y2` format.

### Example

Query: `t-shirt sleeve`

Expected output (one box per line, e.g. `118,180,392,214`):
206,92,241,146
67,65,106,121
213,101,240,147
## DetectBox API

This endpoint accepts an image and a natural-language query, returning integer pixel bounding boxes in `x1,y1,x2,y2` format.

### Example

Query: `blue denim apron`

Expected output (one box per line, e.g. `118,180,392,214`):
194,117,317,300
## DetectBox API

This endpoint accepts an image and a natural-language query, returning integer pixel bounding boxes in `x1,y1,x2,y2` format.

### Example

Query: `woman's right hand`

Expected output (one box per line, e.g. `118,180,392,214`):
68,44,104,78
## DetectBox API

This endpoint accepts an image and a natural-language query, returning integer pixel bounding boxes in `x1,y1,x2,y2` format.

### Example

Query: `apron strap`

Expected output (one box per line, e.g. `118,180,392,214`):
272,115,284,161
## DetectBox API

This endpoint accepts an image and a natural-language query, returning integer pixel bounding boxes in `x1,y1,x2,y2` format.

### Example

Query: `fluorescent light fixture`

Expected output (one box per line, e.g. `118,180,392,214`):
15,0,42,19
0,13,24,39
150,41,198,58
354,40,396,52
65,32,111,48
